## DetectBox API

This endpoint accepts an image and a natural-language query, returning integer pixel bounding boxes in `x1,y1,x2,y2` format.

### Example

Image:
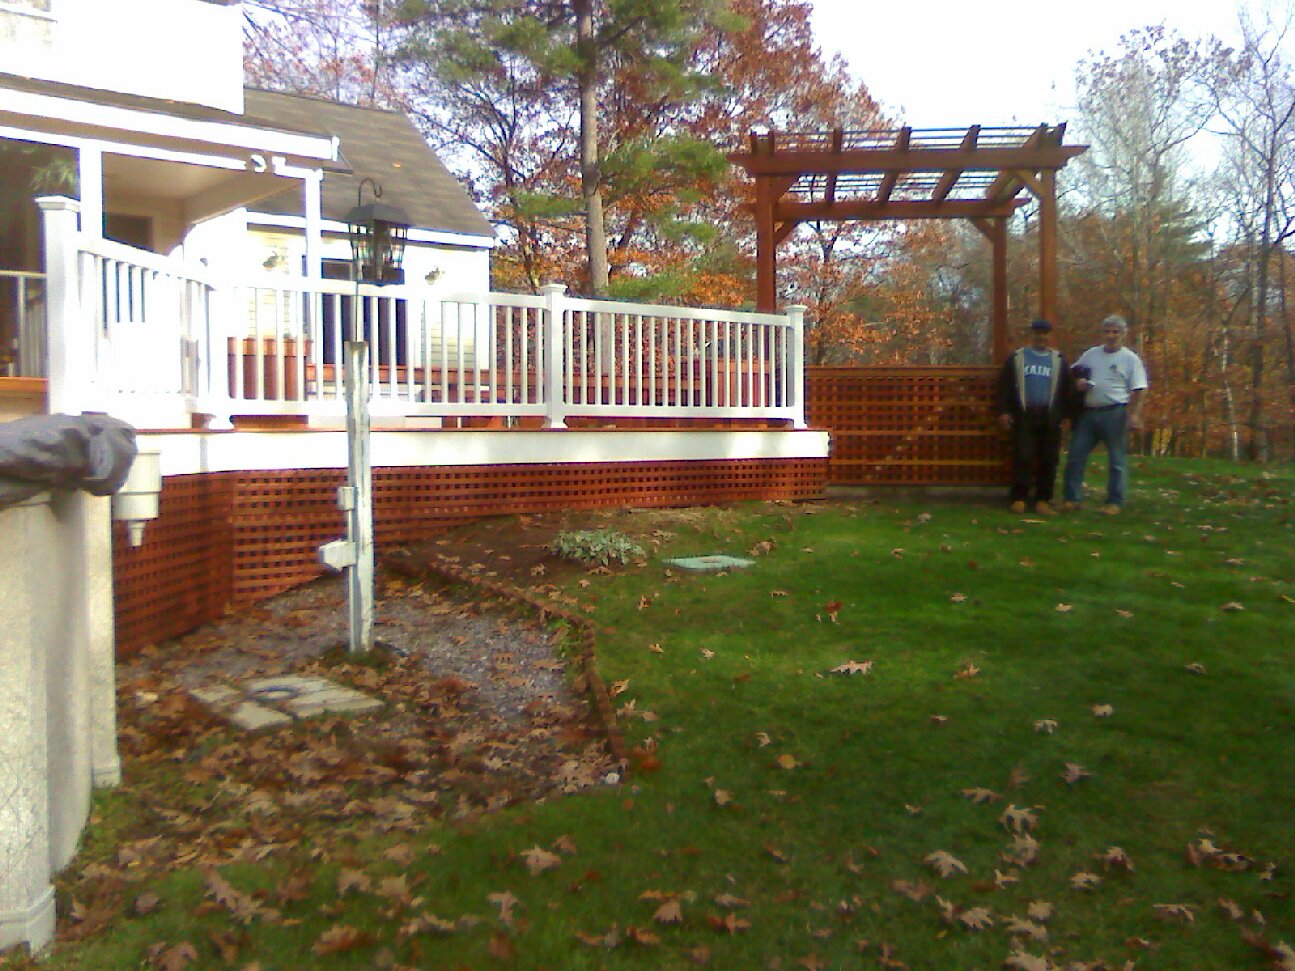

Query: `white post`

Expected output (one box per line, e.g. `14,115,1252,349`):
77,147,104,242
785,304,808,429
36,197,86,415
344,340,373,655
541,283,567,429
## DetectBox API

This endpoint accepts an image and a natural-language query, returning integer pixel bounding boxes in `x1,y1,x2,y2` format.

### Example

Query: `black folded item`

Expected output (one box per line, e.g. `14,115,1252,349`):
1070,364,1091,380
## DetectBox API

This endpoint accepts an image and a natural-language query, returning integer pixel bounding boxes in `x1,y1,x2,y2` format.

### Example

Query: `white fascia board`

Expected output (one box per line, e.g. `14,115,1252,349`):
245,211,497,249
139,429,830,476
0,88,338,163
0,123,258,173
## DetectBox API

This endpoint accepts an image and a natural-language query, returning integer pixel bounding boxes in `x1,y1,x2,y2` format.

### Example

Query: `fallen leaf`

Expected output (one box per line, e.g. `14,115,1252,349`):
1069,871,1101,891
701,648,715,659
654,900,684,924
1091,703,1114,718
1185,662,1207,674
830,660,873,675
488,932,517,959
770,589,789,597
954,662,980,680
1218,898,1245,921
712,893,749,909
958,906,994,930
1003,834,1040,868
999,804,1039,833
950,593,967,603
152,942,199,971
961,787,1001,804
687,944,712,964
134,892,162,916
754,732,772,747
713,789,733,807
1061,762,1091,784
924,850,968,878
521,846,562,876
648,642,664,655
312,925,370,956
904,804,923,816
1055,603,1073,613
575,926,622,948
891,879,932,903
930,714,949,725
1221,601,1245,612
1003,951,1054,971
1097,846,1134,871
1004,917,1048,942
1154,902,1196,923
488,891,520,927
775,754,799,770
1026,901,1052,922
994,868,1020,889
1033,719,1058,734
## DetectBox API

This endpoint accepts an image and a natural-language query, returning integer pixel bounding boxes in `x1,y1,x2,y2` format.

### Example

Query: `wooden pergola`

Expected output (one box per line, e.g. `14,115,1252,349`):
728,125,1087,360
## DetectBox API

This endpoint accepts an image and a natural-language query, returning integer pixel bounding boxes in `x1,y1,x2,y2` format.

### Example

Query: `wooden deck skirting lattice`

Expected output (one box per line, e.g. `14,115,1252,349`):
806,366,1010,486
113,457,827,655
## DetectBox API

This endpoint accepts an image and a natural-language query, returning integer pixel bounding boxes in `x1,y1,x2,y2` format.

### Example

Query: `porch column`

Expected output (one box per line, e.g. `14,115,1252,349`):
302,167,324,281
37,197,89,415
77,146,104,240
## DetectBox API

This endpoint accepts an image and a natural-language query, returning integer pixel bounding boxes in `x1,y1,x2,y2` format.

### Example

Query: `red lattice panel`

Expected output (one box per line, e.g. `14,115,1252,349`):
113,473,235,657
807,367,1010,486
114,455,827,655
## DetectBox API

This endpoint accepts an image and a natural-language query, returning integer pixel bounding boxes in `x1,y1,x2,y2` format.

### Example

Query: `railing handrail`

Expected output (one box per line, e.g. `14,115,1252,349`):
79,235,217,288
564,294,793,327
0,269,47,280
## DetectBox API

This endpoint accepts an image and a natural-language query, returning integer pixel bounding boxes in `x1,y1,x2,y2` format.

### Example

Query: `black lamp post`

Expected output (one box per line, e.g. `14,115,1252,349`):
345,177,410,285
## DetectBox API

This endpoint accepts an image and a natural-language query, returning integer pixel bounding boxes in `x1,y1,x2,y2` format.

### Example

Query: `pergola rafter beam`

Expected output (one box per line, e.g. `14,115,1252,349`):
761,199,1026,221
729,124,1087,356
931,125,979,202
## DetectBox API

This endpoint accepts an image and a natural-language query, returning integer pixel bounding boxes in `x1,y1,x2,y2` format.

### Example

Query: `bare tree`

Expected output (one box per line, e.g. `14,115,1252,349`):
1215,6,1295,461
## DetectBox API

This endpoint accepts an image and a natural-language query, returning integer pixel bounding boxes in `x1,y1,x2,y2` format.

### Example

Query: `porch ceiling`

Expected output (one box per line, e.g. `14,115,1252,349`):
103,154,294,224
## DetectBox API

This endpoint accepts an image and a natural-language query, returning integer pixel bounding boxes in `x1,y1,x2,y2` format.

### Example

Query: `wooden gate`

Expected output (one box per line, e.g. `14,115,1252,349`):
806,366,1010,486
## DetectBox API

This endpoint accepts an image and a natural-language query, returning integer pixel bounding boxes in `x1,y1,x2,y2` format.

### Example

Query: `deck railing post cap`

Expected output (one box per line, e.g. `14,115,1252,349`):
540,282,568,296
35,195,81,213
784,304,808,315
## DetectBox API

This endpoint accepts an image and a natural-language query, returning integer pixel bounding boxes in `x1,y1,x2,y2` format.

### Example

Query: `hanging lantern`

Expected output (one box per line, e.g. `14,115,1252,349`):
345,192,410,285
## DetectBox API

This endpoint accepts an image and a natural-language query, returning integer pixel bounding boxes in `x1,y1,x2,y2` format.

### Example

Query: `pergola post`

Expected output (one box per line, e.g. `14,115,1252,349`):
755,176,778,313
989,218,1009,361
1036,168,1058,326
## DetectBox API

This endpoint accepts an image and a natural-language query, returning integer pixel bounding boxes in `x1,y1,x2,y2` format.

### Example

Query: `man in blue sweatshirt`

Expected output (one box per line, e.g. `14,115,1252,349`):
997,319,1074,515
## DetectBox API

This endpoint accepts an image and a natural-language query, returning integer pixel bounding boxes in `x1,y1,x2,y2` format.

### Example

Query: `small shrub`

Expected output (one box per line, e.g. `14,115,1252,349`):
548,529,645,566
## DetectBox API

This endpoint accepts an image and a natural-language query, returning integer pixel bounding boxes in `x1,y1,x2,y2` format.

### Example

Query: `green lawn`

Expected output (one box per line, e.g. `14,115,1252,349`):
9,458,1294,971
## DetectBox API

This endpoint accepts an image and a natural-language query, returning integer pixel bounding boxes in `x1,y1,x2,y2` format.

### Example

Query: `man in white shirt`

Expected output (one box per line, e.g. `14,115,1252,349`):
1061,315,1149,514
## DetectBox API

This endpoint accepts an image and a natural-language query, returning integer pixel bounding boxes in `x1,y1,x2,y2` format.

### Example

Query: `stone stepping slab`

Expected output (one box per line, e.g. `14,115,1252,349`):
191,675,382,731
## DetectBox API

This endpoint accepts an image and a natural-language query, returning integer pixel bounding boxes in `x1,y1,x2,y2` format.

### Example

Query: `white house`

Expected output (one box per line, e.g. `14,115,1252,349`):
0,0,821,954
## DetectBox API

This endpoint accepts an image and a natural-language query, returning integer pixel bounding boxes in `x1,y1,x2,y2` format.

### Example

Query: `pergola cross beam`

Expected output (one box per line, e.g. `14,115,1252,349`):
728,124,1087,361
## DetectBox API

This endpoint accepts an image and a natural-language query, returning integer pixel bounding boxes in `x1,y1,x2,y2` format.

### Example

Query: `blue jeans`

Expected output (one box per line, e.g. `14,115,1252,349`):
1063,406,1129,506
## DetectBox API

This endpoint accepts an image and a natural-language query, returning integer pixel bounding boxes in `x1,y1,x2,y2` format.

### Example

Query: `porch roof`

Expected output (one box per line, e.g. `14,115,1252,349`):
244,90,496,241
0,71,345,168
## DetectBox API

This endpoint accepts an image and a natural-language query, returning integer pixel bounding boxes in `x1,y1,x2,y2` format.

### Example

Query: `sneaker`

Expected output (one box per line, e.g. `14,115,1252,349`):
1100,504,1121,516
1035,501,1057,515
1010,500,1026,514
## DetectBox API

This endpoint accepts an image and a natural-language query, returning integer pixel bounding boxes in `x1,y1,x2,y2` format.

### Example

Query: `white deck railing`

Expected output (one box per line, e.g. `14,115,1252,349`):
37,198,806,429
1,269,47,378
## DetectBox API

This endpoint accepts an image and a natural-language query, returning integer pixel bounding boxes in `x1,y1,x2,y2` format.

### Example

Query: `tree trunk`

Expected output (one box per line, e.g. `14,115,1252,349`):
1248,206,1273,462
574,0,609,295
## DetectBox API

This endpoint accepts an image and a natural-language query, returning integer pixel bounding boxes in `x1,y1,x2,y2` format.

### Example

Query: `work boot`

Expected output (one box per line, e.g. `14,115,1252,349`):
1010,500,1026,514
1059,500,1080,512
1100,504,1121,516
1035,501,1056,515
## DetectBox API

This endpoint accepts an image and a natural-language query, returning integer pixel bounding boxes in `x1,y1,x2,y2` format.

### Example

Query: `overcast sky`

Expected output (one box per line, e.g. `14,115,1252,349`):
805,0,1283,130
